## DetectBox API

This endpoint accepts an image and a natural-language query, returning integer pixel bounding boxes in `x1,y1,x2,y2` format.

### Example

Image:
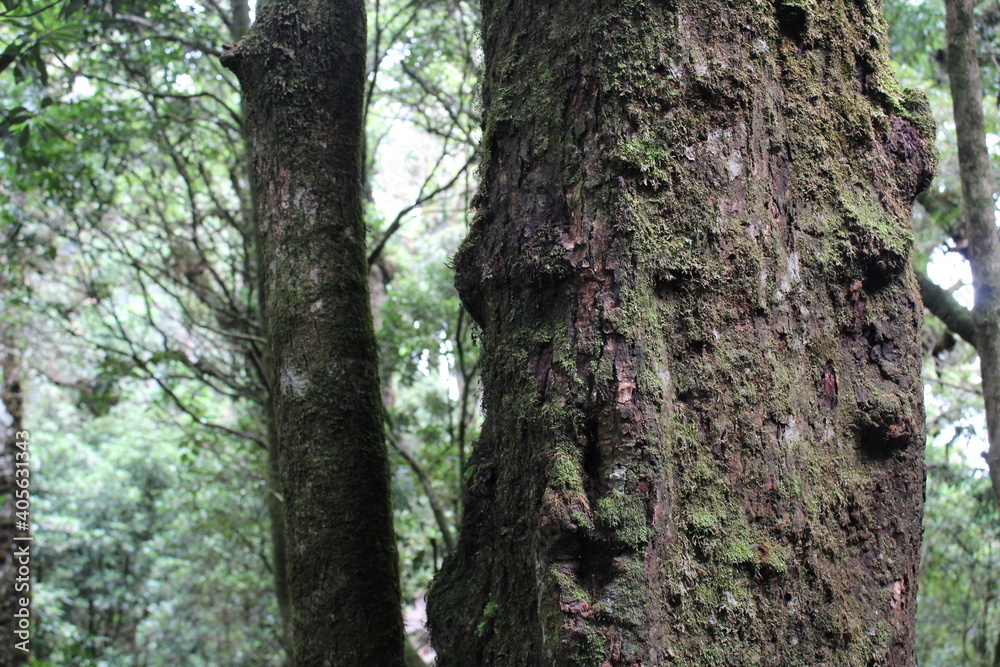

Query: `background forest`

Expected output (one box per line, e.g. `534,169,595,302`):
0,0,997,664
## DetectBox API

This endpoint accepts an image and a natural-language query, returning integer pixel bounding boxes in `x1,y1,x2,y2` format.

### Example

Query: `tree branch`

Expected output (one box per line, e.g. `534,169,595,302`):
916,268,979,349
385,426,456,553
367,152,476,266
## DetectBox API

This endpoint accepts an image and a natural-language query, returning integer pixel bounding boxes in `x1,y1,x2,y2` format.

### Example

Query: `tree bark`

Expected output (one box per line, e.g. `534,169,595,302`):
429,1,934,664
221,0,406,663
944,0,1000,510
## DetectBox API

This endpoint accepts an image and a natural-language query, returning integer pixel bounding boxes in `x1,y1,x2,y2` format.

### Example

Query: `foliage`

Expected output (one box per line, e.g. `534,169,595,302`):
2,0,480,661
3,0,994,661
918,446,1000,665
31,380,282,665
365,0,481,618
887,0,1000,662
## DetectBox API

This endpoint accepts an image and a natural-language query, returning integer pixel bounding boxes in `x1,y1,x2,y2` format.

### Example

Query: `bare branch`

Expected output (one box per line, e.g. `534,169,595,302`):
385,427,456,553
917,268,979,349
368,152,476,265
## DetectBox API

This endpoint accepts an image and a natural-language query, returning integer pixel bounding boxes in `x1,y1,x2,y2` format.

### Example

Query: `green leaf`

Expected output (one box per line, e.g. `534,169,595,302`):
60,0,85,18
0,42,22,76
2,105,33,129
27,40,46,85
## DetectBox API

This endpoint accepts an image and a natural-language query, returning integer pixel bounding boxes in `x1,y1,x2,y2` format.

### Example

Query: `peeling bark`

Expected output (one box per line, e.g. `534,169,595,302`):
429,1,933,664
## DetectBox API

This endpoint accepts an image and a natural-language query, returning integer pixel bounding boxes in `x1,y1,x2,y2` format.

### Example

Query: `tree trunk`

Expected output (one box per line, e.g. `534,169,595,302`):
221,0,406,663
943,0,1000,510
0,339,28,667
428,1,934,665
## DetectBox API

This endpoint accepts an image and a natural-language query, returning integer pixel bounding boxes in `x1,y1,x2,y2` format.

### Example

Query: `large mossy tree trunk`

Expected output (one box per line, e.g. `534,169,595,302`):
943,0,1000,510
428,0,935,664
221,0,406,663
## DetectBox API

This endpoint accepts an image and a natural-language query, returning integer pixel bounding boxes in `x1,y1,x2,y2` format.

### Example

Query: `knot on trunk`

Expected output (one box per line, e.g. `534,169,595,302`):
884,89,938,201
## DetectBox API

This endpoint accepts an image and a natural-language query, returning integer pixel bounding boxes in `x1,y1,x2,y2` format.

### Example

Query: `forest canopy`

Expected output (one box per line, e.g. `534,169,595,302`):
0,0,997,664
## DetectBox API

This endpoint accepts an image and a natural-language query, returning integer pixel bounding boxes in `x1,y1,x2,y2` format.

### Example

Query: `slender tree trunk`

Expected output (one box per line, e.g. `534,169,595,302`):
221,0,406,663
0,338,28,667
429,1,934,664
944,0,1000,510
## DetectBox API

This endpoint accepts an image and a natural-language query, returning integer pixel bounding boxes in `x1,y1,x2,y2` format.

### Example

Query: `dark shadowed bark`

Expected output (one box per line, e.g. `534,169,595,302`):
943,0,1000,510
221,0,405,663
429,0,934,664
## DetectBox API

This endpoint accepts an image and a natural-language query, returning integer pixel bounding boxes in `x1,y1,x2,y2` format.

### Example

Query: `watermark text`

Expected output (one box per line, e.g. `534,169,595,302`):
12,429,31,654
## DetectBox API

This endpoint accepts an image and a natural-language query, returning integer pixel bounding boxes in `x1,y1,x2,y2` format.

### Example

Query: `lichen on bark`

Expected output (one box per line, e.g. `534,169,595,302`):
428,1,934,665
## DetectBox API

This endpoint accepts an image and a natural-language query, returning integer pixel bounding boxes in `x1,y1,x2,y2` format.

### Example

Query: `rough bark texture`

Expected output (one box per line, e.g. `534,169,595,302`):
0,340,28,667
944,0,1000,510
429,1,934,665
221,0,406,663
226,0,292,640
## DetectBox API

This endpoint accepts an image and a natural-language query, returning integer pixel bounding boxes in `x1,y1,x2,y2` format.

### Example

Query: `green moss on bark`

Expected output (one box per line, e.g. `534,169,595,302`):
221,0,406,663
430,0,932,664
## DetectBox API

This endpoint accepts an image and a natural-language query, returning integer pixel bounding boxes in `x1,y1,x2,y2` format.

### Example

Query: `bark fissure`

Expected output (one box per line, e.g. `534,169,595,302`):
430,1,933,664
